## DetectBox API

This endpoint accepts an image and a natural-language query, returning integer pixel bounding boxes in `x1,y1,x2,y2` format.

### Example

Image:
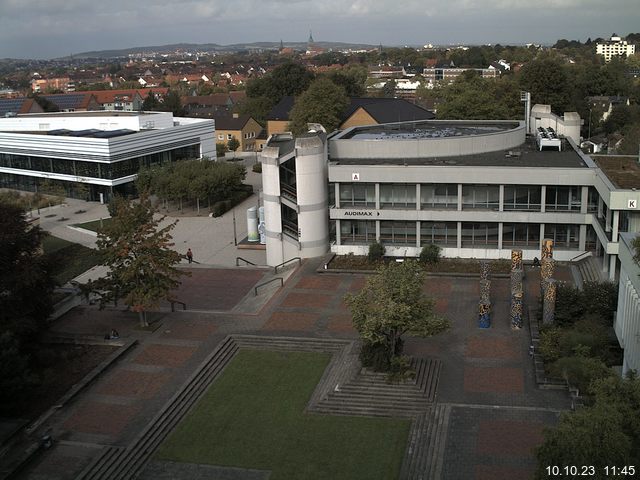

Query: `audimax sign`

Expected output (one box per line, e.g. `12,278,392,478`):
344,211,381,217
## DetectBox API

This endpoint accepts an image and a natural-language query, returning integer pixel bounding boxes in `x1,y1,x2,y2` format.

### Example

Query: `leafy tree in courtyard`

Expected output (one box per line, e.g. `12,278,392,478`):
288,77,349,134
519,55,571,113
227,136,240,153
0,202,54,410
87,196,186,327
344,260,449,372
535,374,640,478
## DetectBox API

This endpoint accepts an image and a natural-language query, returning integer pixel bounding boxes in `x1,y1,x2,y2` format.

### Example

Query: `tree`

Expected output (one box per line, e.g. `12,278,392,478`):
216,142,227,158
288,78,349,134
87,196,186,327
227,136,240,153
519,56,571,113
141,91,160,111
0,202,54,411
344,260,449,371
535,375,640,478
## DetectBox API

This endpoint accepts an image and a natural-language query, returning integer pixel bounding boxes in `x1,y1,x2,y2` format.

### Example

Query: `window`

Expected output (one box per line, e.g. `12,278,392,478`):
420,221,457,246
503,186,541,211
546,186,581,211
544,224,580,248
380,184,416,209
502,223,540,247
462,185,499,210
380,221,416,245
218,134,224,140
340,220,376,244
227,134,232,140
339,183,375,207
461,223,499,247
421,184,457,209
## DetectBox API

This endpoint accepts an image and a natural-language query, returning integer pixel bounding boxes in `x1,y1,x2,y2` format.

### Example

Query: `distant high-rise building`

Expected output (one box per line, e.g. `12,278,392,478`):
596,34,636,62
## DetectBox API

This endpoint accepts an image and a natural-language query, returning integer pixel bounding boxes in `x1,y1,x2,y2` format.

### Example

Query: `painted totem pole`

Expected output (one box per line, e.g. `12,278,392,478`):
478,261,491,328
510,249,524,329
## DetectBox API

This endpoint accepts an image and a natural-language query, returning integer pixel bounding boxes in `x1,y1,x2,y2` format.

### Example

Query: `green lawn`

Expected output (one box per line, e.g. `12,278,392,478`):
156,350,410,480
73,217,112,232
42,235,101,285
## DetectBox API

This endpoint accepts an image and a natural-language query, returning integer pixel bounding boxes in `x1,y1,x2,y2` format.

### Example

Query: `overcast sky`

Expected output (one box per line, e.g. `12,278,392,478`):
0,0,638,59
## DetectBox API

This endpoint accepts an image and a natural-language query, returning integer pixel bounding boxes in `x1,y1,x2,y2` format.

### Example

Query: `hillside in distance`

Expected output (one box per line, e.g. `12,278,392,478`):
72,41,378,58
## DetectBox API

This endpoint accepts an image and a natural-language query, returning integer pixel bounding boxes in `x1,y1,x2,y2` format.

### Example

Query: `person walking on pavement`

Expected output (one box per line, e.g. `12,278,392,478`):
187,248,193,264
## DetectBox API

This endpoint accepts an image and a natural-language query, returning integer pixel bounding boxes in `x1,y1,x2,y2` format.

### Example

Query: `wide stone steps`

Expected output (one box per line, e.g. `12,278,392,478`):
400,403,452,480
577,256,604,285
313,358,441,418
232,335,348,353
78,446,125,480
76,336,240,480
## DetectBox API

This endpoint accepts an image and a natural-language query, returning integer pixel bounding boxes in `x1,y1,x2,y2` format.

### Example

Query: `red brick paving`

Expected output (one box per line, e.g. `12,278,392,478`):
326,314,356,333
464,366,524,393
434,298,449,314
63,401,140,436
295,276,342,290
423,278,453,296
348,276,366,292
132,344,197,368
465,336,520,360
475,465,535,480
171,268,264,310
263,311,320,331
161,320,217,340
281,292,333,309
96,370,172,398
476,420,544,456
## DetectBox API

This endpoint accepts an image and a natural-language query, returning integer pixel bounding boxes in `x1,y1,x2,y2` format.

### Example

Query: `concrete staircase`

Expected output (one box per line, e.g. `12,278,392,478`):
76,336,240,480
573,255,605,288
399,404,452,480
310,358,442,418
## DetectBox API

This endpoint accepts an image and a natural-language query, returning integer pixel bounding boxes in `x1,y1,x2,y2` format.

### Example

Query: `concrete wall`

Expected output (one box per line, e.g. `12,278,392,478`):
615,233,640,375
529,105,581,145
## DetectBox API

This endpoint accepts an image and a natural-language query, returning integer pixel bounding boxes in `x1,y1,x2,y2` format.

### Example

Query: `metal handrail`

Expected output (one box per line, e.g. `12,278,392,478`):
569,251,592,263
236,256,257,266
274,257,301,273
170,300,187,312
254,277,283,296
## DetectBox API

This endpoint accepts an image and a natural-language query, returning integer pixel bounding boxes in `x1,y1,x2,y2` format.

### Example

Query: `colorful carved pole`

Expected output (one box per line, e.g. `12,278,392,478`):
541,238,553,259
543,279,557,325
478,302,491,328
511,249,523,272
478,261,491,328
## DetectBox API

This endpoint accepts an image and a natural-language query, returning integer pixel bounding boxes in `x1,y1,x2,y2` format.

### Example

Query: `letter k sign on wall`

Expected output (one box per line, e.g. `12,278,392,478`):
628,199,637,209
352,173,360,181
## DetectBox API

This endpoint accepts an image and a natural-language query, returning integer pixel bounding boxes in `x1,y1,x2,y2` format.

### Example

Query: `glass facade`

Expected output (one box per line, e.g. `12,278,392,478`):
461,223,499,247
420,221,457,246
545,224,580,248
380,221,416,245
380,184,416,209
503,186,541,211
462,185,499,210
502,223,540,247
545,186,581,212
340,220,376,244
421,184,457,209
340,183,375,207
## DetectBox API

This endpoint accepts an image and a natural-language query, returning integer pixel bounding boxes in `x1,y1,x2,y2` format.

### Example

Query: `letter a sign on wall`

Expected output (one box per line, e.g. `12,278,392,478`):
352,173,360,181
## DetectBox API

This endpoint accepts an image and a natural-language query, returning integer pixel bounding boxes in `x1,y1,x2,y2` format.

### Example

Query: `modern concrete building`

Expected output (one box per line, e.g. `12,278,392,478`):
614,232,640,376
260,108,640,282
596,35,636,62
0,111,215,202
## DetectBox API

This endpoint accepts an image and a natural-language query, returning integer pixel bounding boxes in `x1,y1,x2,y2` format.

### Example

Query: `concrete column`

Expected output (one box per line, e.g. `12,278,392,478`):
539,224,545,251
416,221,421,247
612,210,620,240
498,223,503,250
606,206,612,232
581,186,589,214
376,220,380,242
335,220,341,246
457,184,463,211
416,184,421,211
540,185,546,213
609,255,617,281
579,224,587,251
261,146,284,267
457,221,462,249
334,183,340,208
598,197,603,219
499,185,504,212
375,183,380,210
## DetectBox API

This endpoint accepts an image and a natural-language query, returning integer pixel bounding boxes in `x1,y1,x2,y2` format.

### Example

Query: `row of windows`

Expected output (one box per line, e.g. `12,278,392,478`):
335,183,599,213
0,145,199,180
338,220,591,249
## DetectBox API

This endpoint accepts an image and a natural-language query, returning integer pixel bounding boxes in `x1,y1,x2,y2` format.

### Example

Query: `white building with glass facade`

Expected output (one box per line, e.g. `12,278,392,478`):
615,233,640,376
0,111,215,201
261,115,640,282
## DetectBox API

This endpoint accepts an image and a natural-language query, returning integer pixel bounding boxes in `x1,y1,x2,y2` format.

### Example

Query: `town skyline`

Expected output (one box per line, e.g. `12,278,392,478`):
0,0,638,59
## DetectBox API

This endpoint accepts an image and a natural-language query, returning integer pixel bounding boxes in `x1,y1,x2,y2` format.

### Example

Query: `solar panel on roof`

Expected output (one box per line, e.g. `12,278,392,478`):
0,98,25,116
69,129,101,137
92,129,136,138
42,94,86,110
48,129,73,136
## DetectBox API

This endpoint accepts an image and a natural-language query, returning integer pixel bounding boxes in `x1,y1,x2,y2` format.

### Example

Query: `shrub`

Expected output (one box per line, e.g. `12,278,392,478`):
581,281,618,326
419,243,441,264
252,162,262,173
549,356,613,394
211,200,232,217
359,338,404,372
539,326,563,364
368,241,385,262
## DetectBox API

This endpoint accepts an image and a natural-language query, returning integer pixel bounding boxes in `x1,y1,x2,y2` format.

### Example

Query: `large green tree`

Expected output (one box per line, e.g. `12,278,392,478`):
535,375,640,478
519,56,571,113
288,78,349,134
344,260,449,371
0,202,54,410
87,196,186,326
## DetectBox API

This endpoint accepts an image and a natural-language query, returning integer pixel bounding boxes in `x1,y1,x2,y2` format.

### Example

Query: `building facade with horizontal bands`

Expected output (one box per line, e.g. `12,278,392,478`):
0,111,215,202
261,116,640,282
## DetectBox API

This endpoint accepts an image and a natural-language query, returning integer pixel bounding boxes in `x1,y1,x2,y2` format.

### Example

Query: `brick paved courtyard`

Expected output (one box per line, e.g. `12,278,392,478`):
17,261,574,480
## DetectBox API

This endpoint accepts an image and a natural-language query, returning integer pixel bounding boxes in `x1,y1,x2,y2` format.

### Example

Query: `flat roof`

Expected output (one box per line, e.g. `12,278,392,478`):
593,155,640,189
16,111,155,117
342,121,520,140
331,136,588,169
